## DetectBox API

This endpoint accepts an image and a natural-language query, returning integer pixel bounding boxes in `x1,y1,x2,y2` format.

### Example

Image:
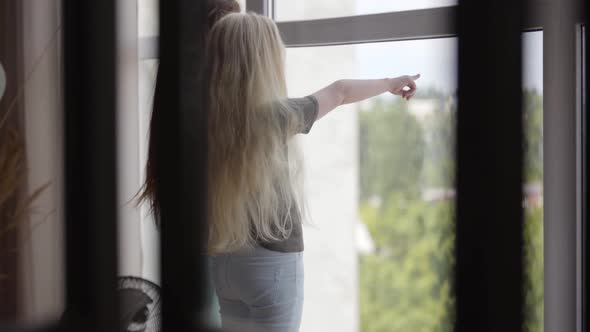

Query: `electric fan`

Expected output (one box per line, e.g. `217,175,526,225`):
118,276,161,332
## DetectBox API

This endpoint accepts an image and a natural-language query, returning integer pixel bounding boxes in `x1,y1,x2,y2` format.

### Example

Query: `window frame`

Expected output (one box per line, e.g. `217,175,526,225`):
134,0,586,331
581,23,589,332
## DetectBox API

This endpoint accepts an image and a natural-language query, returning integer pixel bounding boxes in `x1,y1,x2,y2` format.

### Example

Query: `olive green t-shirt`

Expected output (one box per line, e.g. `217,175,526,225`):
257,95,319,253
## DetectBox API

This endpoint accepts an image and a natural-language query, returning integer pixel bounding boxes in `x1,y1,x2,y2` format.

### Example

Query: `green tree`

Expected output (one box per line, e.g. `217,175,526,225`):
421,96,456,188
358,93,455,332
359,98,425,201
524,206,543,332
358,88,544,332
359,197,454,332
524,89,543,182
523,88,544,332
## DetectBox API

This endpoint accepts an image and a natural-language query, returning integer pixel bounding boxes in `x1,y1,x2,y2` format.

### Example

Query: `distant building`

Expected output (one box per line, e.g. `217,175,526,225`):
524,182,543,208
356,220,376,255
407,98,439,121
421,187,456,202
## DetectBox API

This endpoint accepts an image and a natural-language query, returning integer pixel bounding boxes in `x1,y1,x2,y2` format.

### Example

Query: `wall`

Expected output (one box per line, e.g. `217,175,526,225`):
277,1,360,331
19,0,64,323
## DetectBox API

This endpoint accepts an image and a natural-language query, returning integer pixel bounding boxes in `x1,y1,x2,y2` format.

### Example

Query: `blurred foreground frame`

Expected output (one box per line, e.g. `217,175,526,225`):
1,0,590,331
455,0,524,331
58,0,214,331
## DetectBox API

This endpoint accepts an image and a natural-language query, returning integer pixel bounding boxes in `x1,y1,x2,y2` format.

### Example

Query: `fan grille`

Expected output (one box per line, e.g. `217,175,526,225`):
118,276,161,332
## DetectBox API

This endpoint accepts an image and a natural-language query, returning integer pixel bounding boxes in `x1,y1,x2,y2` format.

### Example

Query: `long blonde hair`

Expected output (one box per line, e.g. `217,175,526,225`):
206,13,305,253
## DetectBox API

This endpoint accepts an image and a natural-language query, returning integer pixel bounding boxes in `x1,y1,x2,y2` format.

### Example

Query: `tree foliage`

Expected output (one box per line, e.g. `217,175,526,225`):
359,98,425,200
358,89,543,332
359,197,454,332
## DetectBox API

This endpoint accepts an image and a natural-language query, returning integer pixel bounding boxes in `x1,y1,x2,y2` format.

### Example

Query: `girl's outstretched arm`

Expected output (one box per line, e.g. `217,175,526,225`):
312,74,421,120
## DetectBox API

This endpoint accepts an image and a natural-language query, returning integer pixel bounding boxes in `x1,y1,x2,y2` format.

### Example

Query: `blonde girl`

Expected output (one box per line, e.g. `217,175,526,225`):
205,13,420,332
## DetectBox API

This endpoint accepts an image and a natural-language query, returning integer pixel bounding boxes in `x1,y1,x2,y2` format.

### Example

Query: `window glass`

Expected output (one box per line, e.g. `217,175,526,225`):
286,37,457,332
274,0,457,22
523,31,543,332
135,2,543,327
284,31,543,332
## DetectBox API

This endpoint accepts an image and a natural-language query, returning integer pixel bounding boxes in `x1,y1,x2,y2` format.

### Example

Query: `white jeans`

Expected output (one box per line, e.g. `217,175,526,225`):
210,246,304,332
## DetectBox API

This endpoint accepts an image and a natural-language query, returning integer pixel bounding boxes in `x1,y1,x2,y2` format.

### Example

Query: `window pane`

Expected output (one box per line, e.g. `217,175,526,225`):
274,0,457,22
523,31,543,332
285,32,543,332
286,38,457,332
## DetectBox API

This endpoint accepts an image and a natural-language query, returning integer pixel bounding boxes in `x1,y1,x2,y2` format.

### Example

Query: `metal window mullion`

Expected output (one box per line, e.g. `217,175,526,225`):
583,4,590,332
575,24,585,332
455,0,524,331
158,0,210,330
62,1,119,331
278,7,456,47
543,0,582,331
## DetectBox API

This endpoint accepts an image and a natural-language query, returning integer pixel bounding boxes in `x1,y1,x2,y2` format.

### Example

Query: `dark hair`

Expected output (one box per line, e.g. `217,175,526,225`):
138,0,240,221
207,0,241,29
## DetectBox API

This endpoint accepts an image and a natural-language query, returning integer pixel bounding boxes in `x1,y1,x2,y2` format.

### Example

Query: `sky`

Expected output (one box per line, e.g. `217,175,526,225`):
356,32,543,95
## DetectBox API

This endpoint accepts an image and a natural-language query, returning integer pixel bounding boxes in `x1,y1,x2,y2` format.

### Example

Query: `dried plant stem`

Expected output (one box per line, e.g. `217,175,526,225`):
0,117,49,263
